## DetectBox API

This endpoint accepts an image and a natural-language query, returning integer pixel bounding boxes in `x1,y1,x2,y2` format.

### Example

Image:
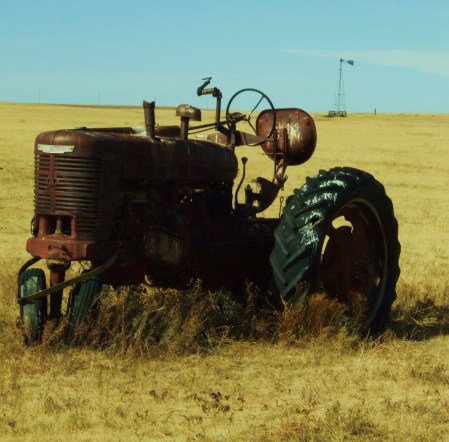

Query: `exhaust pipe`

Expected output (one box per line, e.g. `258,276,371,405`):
143,100,156,139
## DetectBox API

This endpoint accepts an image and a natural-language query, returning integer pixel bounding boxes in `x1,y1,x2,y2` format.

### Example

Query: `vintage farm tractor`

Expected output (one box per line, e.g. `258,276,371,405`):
17,78,400,343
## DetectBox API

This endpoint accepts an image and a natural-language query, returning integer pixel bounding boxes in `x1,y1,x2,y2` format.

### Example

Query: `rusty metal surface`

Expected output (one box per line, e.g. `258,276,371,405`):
176,104,201,121
154,125,181,138
34,152,104,239
176,105,202,139
143,100,156,138
48,262,67,320
320,205,384,312
29,127,242,285
24,85,313,304
35,129,238,182
257,108,317,165
33,130,238,243
26,236,121,262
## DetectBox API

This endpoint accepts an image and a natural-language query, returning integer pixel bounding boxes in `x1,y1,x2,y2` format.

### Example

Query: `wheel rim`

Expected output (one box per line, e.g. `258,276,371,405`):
319,198,387,326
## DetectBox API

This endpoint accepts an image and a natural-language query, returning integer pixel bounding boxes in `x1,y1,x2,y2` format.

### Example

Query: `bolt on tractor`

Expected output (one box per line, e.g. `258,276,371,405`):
17,77,400,343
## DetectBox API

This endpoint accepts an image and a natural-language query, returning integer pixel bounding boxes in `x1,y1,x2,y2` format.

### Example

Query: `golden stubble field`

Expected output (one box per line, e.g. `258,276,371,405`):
0,102,449,441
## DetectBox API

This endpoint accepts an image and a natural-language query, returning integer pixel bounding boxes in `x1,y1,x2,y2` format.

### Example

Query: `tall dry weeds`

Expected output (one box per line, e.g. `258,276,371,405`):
277,292,354,343
33,281,365,356
24,276,449,359
39,281,252,354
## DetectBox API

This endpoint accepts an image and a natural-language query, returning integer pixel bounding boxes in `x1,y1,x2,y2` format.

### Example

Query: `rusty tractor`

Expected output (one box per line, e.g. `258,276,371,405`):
17,78,400,343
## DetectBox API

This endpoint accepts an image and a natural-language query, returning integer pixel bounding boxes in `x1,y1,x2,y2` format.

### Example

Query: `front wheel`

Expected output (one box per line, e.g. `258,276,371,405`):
18,268,47,344
270,167,400,331
65,276,102,343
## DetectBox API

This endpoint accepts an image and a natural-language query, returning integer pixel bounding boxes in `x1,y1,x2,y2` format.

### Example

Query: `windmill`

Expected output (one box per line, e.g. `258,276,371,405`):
328,58,354,117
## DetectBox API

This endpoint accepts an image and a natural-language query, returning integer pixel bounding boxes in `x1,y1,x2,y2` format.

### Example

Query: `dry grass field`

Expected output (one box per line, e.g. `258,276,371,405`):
0,101,449,441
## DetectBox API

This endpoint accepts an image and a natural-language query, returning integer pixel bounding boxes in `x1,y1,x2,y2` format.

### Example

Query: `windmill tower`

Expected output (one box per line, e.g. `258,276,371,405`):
328,58,354,117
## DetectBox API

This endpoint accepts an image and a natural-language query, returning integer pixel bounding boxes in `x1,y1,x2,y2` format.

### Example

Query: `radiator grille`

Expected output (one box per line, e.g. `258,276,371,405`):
34,153,101,235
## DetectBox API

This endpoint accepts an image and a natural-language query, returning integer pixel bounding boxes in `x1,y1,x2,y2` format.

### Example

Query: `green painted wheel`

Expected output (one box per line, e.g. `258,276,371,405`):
66,276,102,342
270,167,401,331
18,268,47,344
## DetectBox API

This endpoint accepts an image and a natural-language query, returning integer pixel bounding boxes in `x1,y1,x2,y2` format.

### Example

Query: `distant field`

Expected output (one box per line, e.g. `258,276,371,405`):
0,103,448,440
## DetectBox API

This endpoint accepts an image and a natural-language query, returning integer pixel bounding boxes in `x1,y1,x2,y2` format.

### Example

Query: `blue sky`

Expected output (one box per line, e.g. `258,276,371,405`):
2,0,449,113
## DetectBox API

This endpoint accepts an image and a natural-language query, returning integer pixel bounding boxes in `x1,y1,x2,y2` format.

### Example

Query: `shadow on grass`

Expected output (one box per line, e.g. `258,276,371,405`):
388,299,449,341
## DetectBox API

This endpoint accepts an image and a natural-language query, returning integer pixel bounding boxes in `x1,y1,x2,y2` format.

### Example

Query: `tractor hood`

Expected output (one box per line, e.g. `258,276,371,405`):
35,128,238,183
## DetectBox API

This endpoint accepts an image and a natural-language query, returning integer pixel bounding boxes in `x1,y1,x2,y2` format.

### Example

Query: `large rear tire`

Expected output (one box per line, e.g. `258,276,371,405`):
65,276,102,342
18,268,47,344
270,167,400,331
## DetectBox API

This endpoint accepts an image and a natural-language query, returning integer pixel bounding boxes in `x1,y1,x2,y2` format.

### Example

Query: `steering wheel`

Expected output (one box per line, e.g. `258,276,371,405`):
225,88,276,146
